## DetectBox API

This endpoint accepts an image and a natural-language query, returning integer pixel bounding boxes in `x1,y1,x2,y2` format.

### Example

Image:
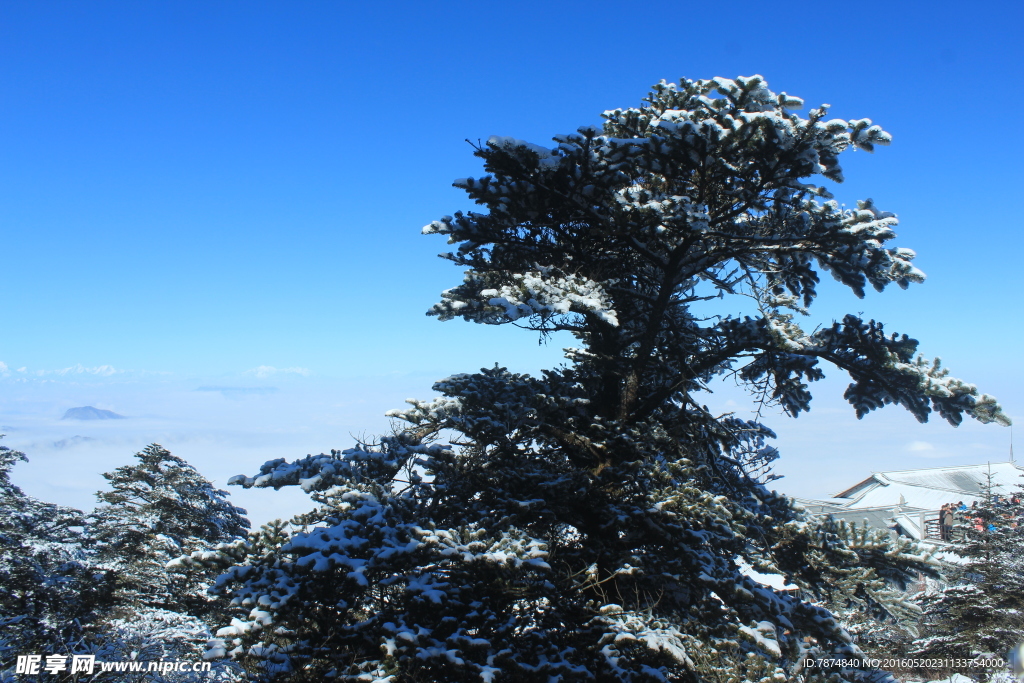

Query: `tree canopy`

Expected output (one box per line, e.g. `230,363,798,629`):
425,76,1005,430
0,443,113,662
90,443,250,620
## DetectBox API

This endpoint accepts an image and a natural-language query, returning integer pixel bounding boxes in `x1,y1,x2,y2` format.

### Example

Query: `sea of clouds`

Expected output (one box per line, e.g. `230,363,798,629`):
0,366,1016,527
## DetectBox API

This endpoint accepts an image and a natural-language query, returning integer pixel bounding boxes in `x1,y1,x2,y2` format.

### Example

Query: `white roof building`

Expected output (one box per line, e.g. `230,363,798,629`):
796,461,1024,542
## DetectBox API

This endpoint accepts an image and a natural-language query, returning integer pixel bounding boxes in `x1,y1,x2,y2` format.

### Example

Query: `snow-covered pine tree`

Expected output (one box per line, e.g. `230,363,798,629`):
171,519,298,679
911,472,1024,672
208,76,1007,682
0,443,112,666
803,517,931,663
89,444,250,621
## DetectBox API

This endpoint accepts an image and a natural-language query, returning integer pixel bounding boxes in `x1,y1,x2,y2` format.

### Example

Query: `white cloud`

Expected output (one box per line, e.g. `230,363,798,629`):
906,440,935,452
0,365,170,383
55,364,121,377
246,365,310,379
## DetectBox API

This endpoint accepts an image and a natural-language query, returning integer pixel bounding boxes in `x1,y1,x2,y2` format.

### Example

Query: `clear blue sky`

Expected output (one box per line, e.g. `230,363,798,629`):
2,1,1022,524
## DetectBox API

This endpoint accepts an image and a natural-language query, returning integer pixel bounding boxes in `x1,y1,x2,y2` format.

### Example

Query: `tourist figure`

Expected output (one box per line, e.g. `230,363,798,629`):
940,503,954,541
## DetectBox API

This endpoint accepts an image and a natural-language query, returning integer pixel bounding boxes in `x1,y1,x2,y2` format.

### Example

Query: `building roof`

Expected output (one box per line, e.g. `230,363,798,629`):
831,461,1023,510
795,461,1024,542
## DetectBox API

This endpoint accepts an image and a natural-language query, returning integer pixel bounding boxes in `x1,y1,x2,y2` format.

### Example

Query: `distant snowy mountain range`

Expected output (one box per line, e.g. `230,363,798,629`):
61,406,125,420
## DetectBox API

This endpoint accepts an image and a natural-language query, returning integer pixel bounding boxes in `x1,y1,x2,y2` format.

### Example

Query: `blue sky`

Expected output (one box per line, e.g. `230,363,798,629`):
2,1,1022,525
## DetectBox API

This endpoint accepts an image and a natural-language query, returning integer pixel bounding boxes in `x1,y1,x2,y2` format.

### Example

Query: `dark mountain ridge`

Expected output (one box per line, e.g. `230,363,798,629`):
61,406,125,420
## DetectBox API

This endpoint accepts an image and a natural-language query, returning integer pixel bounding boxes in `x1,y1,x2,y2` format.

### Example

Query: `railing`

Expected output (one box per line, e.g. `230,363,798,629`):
923,512,942,540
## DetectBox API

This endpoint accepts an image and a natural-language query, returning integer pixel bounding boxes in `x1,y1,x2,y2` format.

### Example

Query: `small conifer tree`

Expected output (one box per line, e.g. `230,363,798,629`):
89,444,250,621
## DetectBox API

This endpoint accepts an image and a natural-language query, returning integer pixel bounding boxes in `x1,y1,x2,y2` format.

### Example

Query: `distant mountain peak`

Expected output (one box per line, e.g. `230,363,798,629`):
61,406,125,420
